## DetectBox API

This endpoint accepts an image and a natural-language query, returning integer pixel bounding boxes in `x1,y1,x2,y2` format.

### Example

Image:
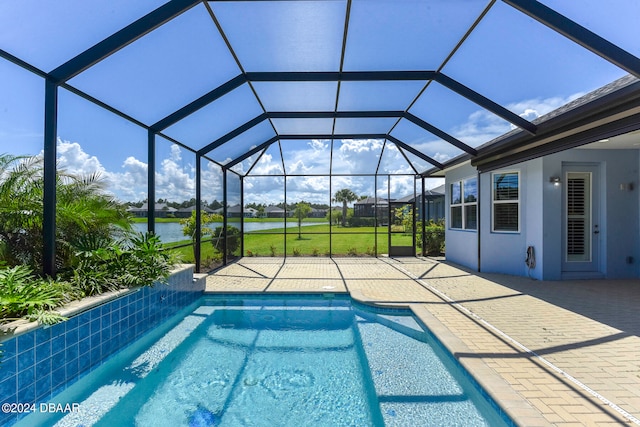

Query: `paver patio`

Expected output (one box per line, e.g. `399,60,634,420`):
205,257,640,426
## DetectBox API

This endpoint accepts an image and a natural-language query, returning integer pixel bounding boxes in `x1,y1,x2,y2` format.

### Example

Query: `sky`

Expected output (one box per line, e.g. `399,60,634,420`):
0,0,637,205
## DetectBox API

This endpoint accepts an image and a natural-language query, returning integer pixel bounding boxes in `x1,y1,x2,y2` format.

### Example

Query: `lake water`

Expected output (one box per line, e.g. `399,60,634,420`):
131,221,325,244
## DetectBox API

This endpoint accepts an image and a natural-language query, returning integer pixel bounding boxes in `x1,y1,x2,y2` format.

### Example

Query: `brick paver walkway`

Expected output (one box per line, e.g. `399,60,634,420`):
205,257,640,426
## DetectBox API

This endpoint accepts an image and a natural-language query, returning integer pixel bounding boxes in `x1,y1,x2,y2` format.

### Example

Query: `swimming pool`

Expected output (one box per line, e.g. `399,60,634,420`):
15,295,512,426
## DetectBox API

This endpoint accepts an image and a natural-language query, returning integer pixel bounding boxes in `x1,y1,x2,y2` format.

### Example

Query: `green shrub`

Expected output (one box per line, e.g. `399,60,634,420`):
418,219,445,255
311,247,320,257
64,232,173,297
348,216,376,227
269,245,277,257
0,265,71,325
347,247,358,256
292,247,301,256
211,226,241,256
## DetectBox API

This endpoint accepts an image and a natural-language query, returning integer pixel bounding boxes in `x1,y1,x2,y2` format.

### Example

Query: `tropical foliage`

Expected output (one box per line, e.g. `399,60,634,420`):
66,232,174,297
0,265,71,325
0,153,176,325
0,153,130,272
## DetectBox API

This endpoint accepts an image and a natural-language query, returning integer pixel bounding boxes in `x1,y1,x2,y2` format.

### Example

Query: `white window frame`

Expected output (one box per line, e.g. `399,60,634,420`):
492,170,520,233
449,177,477,230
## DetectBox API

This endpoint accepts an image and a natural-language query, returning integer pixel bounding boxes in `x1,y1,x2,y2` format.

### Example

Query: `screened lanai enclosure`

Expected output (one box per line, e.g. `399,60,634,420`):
1,0,638,275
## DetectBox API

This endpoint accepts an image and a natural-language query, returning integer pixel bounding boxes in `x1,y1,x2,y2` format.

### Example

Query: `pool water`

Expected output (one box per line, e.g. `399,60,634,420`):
17,296,512,427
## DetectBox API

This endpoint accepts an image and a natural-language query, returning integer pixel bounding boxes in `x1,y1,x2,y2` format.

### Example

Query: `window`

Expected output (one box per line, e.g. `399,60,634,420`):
450,177,477,230
492,171,519,232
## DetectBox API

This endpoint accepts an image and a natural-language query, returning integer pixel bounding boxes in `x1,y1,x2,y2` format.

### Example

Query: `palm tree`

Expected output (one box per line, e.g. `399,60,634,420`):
333,188,358,227
0,153,131,273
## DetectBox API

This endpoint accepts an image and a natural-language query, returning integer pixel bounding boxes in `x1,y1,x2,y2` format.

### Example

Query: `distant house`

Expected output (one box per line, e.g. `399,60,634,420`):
127,203,176,218
409,185,446,222
353,197,390,223
265,205,286,218
216,205,259,218
308,207,328,218
244,207,258,218
174,204,216,218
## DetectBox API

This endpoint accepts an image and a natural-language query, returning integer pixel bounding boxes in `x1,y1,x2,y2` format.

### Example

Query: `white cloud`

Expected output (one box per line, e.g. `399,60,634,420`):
56,139,106,176
444,92,587,147
54,138,203,202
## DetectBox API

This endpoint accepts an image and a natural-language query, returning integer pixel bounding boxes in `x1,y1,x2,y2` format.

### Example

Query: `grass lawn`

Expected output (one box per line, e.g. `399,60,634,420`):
246,225,414,256
162,224,416,266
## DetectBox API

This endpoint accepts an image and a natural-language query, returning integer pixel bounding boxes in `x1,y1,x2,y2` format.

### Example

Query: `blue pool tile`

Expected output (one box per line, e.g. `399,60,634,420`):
65,316,79,331
0,393,18,427
17,382,35,403
101,340,117,358
100,304,110,317
0,412,13,427
51,367,66,390
101,314,112,330
17,349,34,372
35,358,51,378
77,311,91,326
90,318,101,335
65,328,78,347
35,327,51,344
90,332,101,349
50,321,65,338
17,333,35,354
65,359,79,380
1,338,17,359
102,326,111,341
78,337,91,355
112,309,121,324
0,377,16,398
17,366,35,390
78,353,91,374
35,342,51,362
51,349,66,368
109,321,120,337
35,374,52,401
78,320,90,338
91,307,101,321
51,333,65,355
89,346,101,366
0,356,16,382
65,343,78,361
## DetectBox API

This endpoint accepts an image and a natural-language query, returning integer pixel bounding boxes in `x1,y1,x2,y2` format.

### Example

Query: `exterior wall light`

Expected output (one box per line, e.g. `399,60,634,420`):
550,176,561,186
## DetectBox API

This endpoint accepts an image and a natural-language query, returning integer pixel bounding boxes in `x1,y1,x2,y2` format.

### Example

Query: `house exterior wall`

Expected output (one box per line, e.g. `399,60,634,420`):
444,148,639,280
479,161,541,278
444,163,479,270
541,148,639,279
